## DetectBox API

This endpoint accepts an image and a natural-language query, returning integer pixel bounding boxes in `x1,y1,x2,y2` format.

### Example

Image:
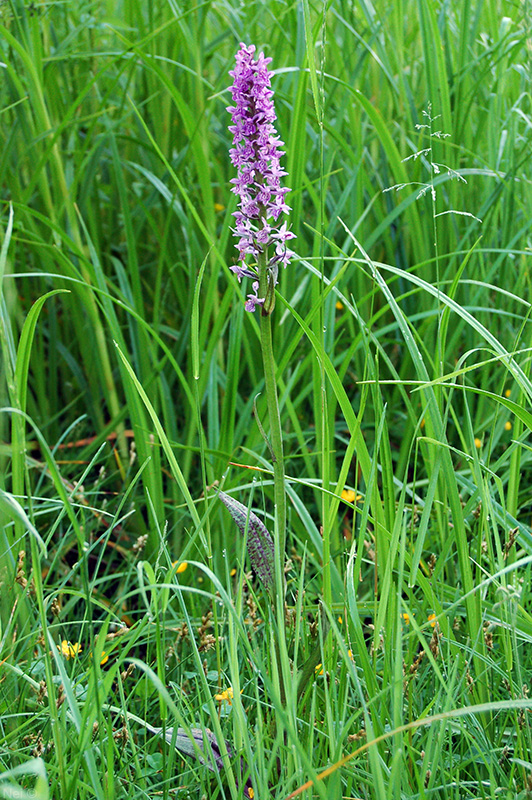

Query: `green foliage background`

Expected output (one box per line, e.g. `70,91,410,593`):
0,1,532,798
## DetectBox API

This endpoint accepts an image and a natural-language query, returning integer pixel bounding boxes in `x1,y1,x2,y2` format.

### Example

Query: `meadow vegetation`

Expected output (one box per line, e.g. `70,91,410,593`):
1,0,532,798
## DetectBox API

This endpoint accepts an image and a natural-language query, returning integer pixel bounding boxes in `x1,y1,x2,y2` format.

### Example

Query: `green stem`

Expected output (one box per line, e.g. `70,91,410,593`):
257,252,286,599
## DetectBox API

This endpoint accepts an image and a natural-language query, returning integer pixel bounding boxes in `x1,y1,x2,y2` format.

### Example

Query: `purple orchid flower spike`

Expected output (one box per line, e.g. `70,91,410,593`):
227,42,296,313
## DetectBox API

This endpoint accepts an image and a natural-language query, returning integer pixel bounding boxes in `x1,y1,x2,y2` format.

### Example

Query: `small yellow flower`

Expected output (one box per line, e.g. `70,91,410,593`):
247,789,255,799
428,614,437,628
338,615,343,624
341,489,362,504
215,687,234,705
347,649,354,661
58,640,82,660
90,650,109,665
315,663,324,676
401,613,410,625
504,421,512,431
474,437,482,449
335,300,344,310
505,389,511,398
172,561,188,574
230,568,237,577
214,203,225,213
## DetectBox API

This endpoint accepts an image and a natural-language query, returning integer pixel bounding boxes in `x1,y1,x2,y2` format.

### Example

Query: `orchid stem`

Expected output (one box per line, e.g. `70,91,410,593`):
258,251,286,601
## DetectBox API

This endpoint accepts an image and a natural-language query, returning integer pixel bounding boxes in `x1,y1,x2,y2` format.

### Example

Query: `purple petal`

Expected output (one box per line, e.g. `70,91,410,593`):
227,43,296,311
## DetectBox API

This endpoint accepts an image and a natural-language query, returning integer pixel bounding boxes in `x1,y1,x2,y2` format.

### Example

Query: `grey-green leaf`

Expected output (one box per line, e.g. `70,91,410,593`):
146,723,254,797
149,725,229,772
219,491,274,590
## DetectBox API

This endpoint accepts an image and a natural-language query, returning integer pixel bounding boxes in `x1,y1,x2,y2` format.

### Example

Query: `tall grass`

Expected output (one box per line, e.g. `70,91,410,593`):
1,0,532,798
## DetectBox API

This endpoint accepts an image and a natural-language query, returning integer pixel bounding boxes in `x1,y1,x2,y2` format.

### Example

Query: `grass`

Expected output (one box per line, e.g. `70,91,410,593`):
1,0,532,798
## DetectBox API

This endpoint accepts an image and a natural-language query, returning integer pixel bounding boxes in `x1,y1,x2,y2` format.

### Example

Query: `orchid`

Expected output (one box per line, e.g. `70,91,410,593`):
227,43,296,313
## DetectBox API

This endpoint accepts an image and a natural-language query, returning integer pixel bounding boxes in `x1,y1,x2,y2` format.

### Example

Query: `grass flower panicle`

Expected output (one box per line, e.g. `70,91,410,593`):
227,42,296,312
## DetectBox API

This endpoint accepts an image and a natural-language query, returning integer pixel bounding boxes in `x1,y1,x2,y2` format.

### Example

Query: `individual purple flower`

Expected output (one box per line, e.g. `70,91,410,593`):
227,43,296,313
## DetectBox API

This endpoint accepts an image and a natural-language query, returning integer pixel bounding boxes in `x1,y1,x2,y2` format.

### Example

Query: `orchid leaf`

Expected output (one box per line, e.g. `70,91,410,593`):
219,491,274,591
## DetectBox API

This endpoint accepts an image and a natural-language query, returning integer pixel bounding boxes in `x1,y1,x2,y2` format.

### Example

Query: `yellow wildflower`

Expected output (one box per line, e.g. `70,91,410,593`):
172,561,188,574
315,663,324,676
428,614,437,628
58,640,82,660
505,389,511,398
401,613,410,625
335,300,344,310
504,421,512,431
474,438,482,449
215,687,234,705
341,489,362,504
90,650,109,665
